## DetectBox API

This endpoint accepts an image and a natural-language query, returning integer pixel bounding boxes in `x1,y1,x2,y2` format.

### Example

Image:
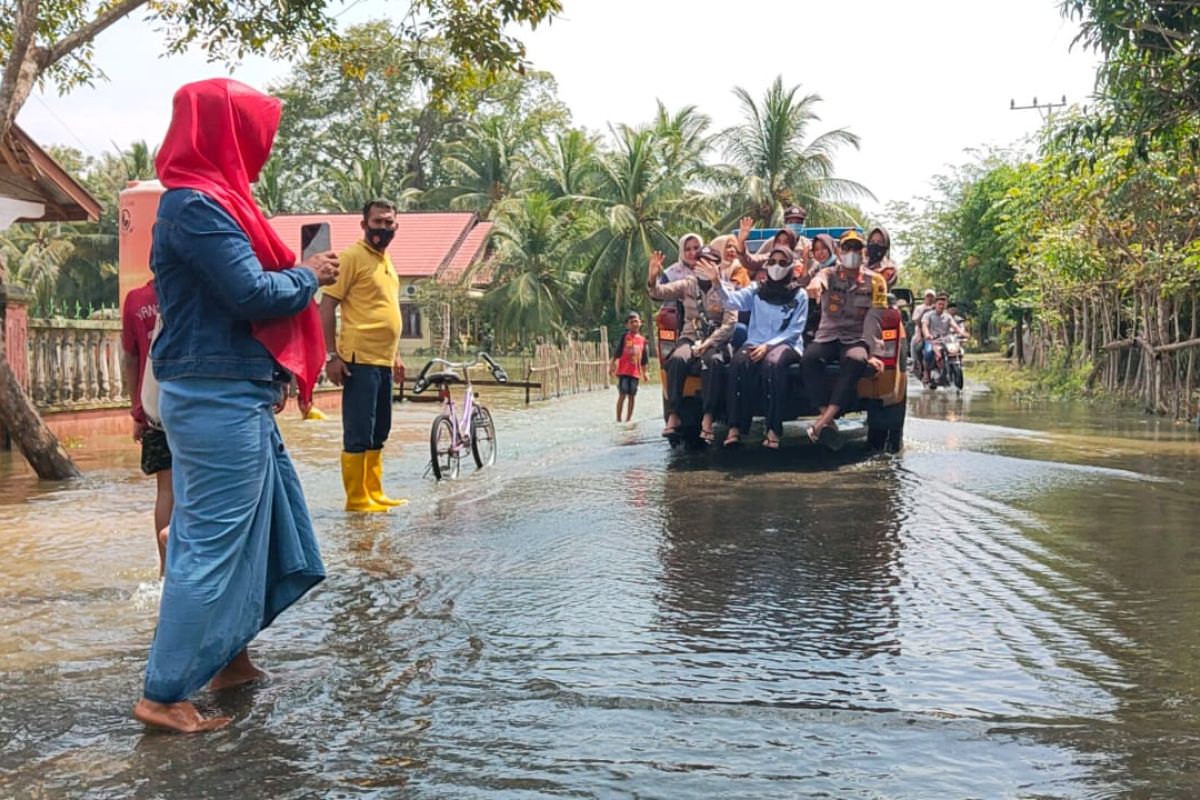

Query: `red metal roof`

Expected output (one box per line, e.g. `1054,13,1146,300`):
268,211,481,278
437,221,494,286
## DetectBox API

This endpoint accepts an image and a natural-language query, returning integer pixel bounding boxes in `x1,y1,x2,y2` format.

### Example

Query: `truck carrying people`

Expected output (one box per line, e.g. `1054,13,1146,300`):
650,220,909,453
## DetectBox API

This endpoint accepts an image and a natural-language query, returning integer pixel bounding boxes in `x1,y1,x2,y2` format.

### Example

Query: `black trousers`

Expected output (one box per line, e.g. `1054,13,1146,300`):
664,340,696,414
803,340,870,411
726,344,801,434
700,346,731,417
342,364,393,452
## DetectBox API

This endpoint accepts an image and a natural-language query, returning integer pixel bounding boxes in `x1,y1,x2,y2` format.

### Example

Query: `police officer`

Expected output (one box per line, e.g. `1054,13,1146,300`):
801,230,889,447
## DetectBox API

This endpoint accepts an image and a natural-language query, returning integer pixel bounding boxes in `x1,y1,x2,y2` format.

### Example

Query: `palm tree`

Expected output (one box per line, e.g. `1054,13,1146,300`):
527,129,599,205
117,140,157,182
433,116,526,218
572,125,709,315
0,226,76,313
482,193,580,343
719,76,874,226
319,157,422,214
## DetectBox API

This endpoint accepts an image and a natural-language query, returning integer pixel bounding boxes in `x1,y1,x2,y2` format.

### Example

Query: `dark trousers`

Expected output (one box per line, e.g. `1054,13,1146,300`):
342,364,393,452
803,340,870,411
700,346,731,417
664,340,697,414
726,344,800,434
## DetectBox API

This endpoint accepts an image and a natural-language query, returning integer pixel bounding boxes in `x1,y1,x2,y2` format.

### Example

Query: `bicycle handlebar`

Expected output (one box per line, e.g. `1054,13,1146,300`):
411,352,507,395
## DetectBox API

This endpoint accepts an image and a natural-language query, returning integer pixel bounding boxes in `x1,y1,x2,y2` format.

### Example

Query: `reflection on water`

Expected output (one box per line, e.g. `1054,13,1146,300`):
2,383,1199,798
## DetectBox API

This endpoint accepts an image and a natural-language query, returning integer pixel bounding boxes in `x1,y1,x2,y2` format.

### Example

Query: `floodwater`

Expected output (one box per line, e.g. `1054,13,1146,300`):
2,378,1200,798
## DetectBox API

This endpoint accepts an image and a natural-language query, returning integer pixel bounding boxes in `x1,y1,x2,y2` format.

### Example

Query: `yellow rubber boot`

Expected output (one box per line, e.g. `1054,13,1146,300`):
342,452,389,513
365,449,408,507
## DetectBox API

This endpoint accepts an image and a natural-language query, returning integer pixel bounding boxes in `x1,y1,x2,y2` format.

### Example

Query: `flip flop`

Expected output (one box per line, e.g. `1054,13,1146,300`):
762,437,780,450
699,428,716,442
661,426,679,438
723,433,741,448
806,425,821,444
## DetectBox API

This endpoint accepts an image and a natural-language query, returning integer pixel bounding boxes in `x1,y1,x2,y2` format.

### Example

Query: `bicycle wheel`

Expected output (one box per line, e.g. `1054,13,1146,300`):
430,414,460,480
471,406,497,469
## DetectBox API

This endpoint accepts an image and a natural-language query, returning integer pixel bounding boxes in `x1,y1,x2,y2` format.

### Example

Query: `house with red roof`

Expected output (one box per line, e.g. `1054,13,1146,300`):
268,210,494,354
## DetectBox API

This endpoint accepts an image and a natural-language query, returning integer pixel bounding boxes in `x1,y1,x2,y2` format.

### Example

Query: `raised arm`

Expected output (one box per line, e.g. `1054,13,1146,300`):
176,194,320,320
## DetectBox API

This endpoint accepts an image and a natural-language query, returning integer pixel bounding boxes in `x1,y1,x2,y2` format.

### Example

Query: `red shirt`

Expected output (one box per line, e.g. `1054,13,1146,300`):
121,282,159,423
613,332,648,378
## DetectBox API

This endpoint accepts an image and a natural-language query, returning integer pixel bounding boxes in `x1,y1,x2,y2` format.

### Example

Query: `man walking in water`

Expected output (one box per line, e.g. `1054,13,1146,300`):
121,278,171,575
321,200,408,513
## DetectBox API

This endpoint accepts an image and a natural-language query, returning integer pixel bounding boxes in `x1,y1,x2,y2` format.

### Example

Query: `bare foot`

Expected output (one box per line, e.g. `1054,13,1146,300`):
209,649,267,691
133,698,231,733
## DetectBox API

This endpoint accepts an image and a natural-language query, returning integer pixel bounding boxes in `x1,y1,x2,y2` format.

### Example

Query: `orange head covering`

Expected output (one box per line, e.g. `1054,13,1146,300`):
155,79,324,401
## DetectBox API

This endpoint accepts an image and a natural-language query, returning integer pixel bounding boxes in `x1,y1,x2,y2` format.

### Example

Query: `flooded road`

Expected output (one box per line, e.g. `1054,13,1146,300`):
2,380,1200,798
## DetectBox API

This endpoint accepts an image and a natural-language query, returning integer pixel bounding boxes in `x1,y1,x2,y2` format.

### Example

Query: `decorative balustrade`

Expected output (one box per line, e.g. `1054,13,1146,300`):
27,319,128,410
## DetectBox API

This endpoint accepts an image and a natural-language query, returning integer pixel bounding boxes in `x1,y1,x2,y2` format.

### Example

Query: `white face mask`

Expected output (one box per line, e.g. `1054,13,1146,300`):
842,251,862,269
766,263,792,282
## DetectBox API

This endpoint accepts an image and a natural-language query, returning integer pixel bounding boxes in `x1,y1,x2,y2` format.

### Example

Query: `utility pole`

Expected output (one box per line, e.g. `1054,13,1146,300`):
1010,95,1069,121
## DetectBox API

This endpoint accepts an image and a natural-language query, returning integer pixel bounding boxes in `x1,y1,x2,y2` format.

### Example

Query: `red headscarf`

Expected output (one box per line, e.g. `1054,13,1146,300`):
155,78,324,401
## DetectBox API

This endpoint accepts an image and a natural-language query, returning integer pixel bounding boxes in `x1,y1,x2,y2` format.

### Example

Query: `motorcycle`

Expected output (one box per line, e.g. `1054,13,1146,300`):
926,334,965,391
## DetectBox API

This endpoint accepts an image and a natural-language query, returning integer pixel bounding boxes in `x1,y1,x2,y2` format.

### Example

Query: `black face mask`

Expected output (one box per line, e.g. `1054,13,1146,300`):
867,242,887,264
366,227,396,251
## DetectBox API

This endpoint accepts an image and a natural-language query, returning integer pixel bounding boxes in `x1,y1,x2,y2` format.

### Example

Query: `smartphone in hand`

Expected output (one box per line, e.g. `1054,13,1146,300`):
300,222,332,261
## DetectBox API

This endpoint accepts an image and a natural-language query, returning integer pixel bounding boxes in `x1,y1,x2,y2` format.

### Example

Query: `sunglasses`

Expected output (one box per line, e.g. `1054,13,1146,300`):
766,258,792,267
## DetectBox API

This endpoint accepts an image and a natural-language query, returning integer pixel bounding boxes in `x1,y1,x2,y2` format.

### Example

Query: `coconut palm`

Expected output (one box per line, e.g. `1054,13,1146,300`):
320,157,422,214
0,226,76,313
433,116,527,218
483,193,580,343
719,76,874,226
572,125,709,315
527,129,599,205
116,140,157,182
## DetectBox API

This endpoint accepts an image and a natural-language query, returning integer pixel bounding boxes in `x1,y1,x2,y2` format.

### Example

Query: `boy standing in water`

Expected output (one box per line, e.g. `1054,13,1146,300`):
610,311,649,422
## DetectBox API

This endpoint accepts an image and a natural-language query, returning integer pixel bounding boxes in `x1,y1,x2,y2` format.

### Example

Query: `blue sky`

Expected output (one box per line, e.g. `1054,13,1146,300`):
17,0,1100,213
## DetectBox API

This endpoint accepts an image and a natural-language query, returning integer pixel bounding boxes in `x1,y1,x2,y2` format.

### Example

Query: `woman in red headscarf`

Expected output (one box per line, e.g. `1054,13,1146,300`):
133,79,339,733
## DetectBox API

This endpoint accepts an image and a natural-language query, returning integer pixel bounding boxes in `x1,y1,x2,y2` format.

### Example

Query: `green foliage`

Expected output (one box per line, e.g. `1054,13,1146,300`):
717,76,873,227
483,193,579,343
1061,0,1200,148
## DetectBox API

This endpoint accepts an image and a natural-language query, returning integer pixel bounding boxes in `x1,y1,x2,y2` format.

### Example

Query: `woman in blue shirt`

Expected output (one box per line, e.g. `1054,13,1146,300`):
133,79,339,734
702,244,808,448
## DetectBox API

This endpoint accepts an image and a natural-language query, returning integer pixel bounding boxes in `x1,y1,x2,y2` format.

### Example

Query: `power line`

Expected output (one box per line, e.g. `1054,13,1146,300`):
30,93,98,156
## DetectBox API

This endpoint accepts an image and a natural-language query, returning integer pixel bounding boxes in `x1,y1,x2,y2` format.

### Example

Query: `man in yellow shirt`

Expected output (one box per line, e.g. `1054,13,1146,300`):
320,200,408,512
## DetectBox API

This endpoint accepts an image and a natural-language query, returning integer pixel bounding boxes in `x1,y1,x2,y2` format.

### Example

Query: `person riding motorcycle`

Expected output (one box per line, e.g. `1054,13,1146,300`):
910,289,936,380
801,230,890,448
648,247,739,438
921,293,967,387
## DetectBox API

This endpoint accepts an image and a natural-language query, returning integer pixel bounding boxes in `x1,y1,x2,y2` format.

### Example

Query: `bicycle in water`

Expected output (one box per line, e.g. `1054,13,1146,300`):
411,353,508,480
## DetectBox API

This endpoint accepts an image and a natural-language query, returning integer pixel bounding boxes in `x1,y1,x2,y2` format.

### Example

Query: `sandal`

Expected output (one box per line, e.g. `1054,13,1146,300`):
699,428,716,442
723,432,741,448
661,426,679,438
762,436,780,450
806,425,821,444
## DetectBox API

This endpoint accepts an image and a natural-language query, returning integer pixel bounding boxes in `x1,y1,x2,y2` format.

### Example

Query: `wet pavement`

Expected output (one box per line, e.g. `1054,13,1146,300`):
2,379,1200,798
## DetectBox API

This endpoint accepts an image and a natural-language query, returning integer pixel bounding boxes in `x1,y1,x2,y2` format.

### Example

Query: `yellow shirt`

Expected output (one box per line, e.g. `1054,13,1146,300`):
324,240,402,366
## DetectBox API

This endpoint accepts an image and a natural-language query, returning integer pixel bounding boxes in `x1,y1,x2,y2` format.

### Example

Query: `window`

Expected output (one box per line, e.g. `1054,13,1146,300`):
401,303,423,339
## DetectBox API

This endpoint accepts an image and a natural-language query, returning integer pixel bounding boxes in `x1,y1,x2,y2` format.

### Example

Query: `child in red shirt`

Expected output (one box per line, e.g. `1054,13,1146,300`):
609,311,649,422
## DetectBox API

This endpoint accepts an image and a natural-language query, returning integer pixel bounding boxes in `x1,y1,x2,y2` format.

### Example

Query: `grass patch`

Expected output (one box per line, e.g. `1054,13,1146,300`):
966,352,1115,404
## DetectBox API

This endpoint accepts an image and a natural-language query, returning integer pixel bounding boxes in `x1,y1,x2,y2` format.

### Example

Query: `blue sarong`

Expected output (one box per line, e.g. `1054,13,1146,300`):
144,377,325,703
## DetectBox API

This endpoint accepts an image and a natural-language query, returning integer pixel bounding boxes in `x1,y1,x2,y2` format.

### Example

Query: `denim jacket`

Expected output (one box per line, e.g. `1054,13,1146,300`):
150,189,318,383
